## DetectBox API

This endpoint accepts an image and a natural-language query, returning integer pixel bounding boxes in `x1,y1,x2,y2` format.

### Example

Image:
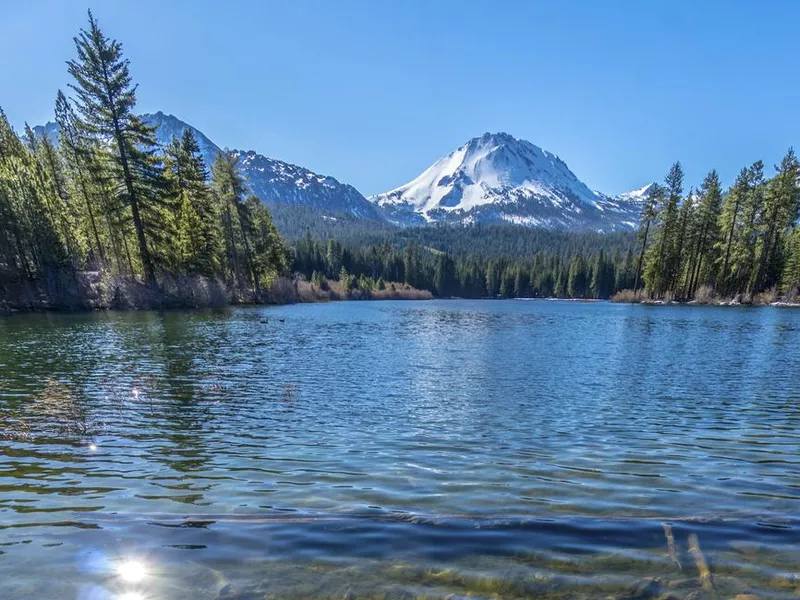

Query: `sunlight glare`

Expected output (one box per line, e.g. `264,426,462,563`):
116,558,147,583
118,592,144,600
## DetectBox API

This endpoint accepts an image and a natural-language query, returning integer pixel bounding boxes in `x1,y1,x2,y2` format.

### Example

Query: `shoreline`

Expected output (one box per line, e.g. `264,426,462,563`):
3,272,798,316
610,286,800,308
0,270,432,316
621,299,800,308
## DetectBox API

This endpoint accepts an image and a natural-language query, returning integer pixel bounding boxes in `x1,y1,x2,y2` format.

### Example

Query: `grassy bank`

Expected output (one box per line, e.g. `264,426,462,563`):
0,269,431,314
611,285,800,307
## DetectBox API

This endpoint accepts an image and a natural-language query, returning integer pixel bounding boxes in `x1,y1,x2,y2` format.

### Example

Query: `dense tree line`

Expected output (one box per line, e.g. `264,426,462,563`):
0,12,287,291
292,235,635,299
285,218,641,300
636,157,800,299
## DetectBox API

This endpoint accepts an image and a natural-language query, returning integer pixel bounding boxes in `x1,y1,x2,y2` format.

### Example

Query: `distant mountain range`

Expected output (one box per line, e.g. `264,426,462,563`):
34,113,651,232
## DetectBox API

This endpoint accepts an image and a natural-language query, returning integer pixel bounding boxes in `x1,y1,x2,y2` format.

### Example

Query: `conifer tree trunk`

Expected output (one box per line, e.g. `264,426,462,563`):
633,219,650,292
720,201,740,296
752,218,777,294
110,113,156,284
237,213,259,293
77,169,105,265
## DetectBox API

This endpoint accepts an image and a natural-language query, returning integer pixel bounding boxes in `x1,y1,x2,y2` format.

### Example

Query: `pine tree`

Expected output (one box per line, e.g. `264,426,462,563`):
567,253,589,298
634,183,662,292
54,90,107,267
485,259,500,297
326,239,343,278
433,253,456,297
67,10,166,283
781,227,800,295
211,151,250,287
753,149,800,293
35,129,82,261
165,131,220,275
675,189,697,297
0,110,67,274
514,266,529,298
244,195,287,285
687,169,723,297
646,162,684,297
734,161,766,294
591,249,615,298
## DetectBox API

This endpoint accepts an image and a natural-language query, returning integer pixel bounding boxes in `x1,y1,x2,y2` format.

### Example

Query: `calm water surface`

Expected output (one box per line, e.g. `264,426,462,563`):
1,300,799,599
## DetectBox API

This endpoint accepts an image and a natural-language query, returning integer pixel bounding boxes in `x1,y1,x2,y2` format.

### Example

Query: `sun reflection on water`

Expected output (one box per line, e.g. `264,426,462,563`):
116,558,147,583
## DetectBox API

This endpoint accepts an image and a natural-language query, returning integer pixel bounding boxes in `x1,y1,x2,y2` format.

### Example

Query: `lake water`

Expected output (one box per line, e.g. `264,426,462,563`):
1,300,799,600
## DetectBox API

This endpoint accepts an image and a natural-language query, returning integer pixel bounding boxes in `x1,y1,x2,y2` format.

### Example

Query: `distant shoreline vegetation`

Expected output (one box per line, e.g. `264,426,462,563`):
1,12,799,314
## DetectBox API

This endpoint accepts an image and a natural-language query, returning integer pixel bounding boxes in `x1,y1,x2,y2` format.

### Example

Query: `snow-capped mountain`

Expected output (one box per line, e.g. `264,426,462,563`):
371,132,645,231
34,112,382,221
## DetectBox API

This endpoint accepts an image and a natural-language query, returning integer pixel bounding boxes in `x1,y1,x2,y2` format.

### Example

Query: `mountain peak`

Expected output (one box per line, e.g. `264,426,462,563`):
617,182,656,202
372,132,596,213
474,131,517,143
370,132,643,231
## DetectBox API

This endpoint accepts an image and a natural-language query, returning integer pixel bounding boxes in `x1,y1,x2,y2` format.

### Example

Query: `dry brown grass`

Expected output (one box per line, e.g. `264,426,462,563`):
610,289,645,303
692,284,715,305
370,286,433,300
289,278,431,303
753,286,779,305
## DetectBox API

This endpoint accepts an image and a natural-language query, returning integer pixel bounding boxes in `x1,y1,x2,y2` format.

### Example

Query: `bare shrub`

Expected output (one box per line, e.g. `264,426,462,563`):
370,287,433,300
265,277,299,304
754,286,778,305
610,289,644,303
693,284,715,305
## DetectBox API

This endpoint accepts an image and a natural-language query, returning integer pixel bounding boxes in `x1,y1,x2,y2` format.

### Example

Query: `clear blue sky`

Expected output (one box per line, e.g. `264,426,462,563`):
2,0,799,196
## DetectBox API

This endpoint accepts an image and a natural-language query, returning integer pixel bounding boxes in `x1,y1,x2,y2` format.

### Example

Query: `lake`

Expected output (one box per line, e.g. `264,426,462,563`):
1,300,799,600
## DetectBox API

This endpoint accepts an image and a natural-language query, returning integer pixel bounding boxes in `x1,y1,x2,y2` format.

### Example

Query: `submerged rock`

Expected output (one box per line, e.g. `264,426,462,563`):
667,578,698,590
619,577,663,599
217,583,268,600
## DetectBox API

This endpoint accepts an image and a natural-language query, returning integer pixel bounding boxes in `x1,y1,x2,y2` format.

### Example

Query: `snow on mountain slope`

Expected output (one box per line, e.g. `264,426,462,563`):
371,132,645,231
231,149,383,220
142,113,384,220
617,182,656,203
375,132,600,213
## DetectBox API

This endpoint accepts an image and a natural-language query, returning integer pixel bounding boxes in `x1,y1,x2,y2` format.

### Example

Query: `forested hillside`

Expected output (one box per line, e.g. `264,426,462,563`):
291,227,637,299
0,12,288,307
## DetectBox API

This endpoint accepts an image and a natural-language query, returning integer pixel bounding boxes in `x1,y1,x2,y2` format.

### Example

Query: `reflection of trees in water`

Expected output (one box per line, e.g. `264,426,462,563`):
144,312,224,484
2,378,97,441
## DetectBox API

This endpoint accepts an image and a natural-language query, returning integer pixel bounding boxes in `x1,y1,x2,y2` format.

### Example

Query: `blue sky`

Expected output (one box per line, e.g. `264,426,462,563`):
1,0,799,196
